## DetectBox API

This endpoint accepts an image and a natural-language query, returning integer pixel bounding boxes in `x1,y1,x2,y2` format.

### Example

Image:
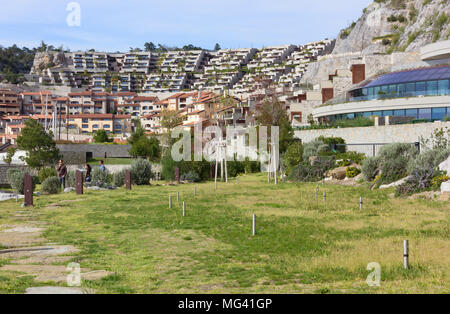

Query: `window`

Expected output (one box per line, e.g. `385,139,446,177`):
426,81,438,96
93,124,99,129
382,110,394,117
438,80,449,95
394,109,405,116
372,111,382,117
82,124,89,129
405,109,418,119
431,108,446,121
418,108,431,120
103,124,111,129
416,81,426,93
82,118,88,123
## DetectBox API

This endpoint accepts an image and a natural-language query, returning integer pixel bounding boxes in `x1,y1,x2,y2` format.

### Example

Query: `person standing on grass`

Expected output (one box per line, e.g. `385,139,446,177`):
99,160,106,172
57,159,67,189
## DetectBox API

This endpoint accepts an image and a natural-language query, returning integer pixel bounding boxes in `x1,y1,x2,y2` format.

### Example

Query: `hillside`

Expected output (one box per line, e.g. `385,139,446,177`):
333,0,450,55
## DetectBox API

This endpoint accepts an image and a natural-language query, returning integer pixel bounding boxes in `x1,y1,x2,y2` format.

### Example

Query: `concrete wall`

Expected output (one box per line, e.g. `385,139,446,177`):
57,144,131,162
295,121,450,155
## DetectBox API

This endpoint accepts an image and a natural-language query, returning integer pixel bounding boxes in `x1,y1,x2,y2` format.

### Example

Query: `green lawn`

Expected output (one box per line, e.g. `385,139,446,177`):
87,157,134,165
0,174,448,294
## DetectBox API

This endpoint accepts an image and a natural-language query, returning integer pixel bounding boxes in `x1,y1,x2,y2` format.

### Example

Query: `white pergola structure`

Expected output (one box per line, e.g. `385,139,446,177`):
214,137,228,190
267,141,278,185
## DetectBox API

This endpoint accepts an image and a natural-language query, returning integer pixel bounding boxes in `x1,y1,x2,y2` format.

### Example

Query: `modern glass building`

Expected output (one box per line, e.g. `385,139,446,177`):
314,65,450,123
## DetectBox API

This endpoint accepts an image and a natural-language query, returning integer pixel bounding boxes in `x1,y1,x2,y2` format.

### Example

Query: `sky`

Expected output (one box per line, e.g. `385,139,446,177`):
0,0,373,51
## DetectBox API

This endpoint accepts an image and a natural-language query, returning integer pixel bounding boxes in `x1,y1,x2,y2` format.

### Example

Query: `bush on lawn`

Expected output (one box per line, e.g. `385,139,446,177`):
131,159,153,185
7,169,37,194
113,170,126,187
38,167,58,184
180,171,201,183
288,158,335,182
41,176,61,194
91,167,111,188
282,141,303,176
66,171,77,188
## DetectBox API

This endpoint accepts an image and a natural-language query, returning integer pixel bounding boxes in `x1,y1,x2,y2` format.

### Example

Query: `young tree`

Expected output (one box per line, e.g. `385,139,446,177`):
255,96,294,154
93,129,110,143
2,147,17,165
160,110,183,132
128,126,161,160
16,119,60,169
144,42,157,52
214,43,221,51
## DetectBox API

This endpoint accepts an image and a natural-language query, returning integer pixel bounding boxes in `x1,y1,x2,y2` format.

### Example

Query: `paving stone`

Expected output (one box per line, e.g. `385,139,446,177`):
0,245,78,260
0,232,45,248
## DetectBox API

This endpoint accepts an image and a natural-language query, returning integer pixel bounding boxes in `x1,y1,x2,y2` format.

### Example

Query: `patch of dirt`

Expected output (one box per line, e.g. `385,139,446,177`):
408,191,450,201
25,286,94,294
12,256,75,265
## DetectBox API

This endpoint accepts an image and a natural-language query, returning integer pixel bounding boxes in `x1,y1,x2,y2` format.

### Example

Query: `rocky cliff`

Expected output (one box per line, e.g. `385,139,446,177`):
30,52,68,74
333,0,449,55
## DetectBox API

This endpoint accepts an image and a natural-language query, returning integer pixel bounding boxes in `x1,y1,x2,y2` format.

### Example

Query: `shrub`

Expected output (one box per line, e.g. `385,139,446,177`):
337,159,351,167
226,161,245,178
91,167,111,187
362,157,379,181
38,167,58,184
66,171,77,188
180,171,200,183
395,168,436,196
41,176,61,194
431,173,450,190
131,159,153,185
407,148,450,175
346,167,361,178
303,140,328,160
337,151,366,165
113,170,126,187
7,169,36,194
244,158,260,174
318,136,346,153
362,143,419,184
288,158,335,182
282,141,303,176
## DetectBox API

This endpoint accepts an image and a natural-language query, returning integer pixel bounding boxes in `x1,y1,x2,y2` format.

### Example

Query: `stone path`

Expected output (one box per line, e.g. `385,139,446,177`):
0,204,113,294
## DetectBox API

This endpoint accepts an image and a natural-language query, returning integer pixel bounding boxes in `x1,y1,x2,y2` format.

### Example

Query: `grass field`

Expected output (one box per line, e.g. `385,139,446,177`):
0,174,448,294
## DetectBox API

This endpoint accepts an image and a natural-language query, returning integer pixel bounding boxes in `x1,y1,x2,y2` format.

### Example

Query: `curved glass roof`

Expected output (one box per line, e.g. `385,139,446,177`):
361,65,450,89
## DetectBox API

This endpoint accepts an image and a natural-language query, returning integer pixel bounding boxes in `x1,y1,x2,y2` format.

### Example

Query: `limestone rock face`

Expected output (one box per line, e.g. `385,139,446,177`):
333,0,450,56
31,52,67,74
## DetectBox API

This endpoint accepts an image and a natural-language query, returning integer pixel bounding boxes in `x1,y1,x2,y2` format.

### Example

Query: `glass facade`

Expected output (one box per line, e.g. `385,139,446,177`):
327,107,450,122
349,79,450,102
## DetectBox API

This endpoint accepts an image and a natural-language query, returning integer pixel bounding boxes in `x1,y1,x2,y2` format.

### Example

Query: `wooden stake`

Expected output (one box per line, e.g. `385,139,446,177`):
182,201,186,217
359,196,363,210
169,195,172,209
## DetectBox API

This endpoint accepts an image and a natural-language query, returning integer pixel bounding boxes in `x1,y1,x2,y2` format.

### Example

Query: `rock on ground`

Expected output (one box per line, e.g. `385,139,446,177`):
379,176,410,189
441,181,450,193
